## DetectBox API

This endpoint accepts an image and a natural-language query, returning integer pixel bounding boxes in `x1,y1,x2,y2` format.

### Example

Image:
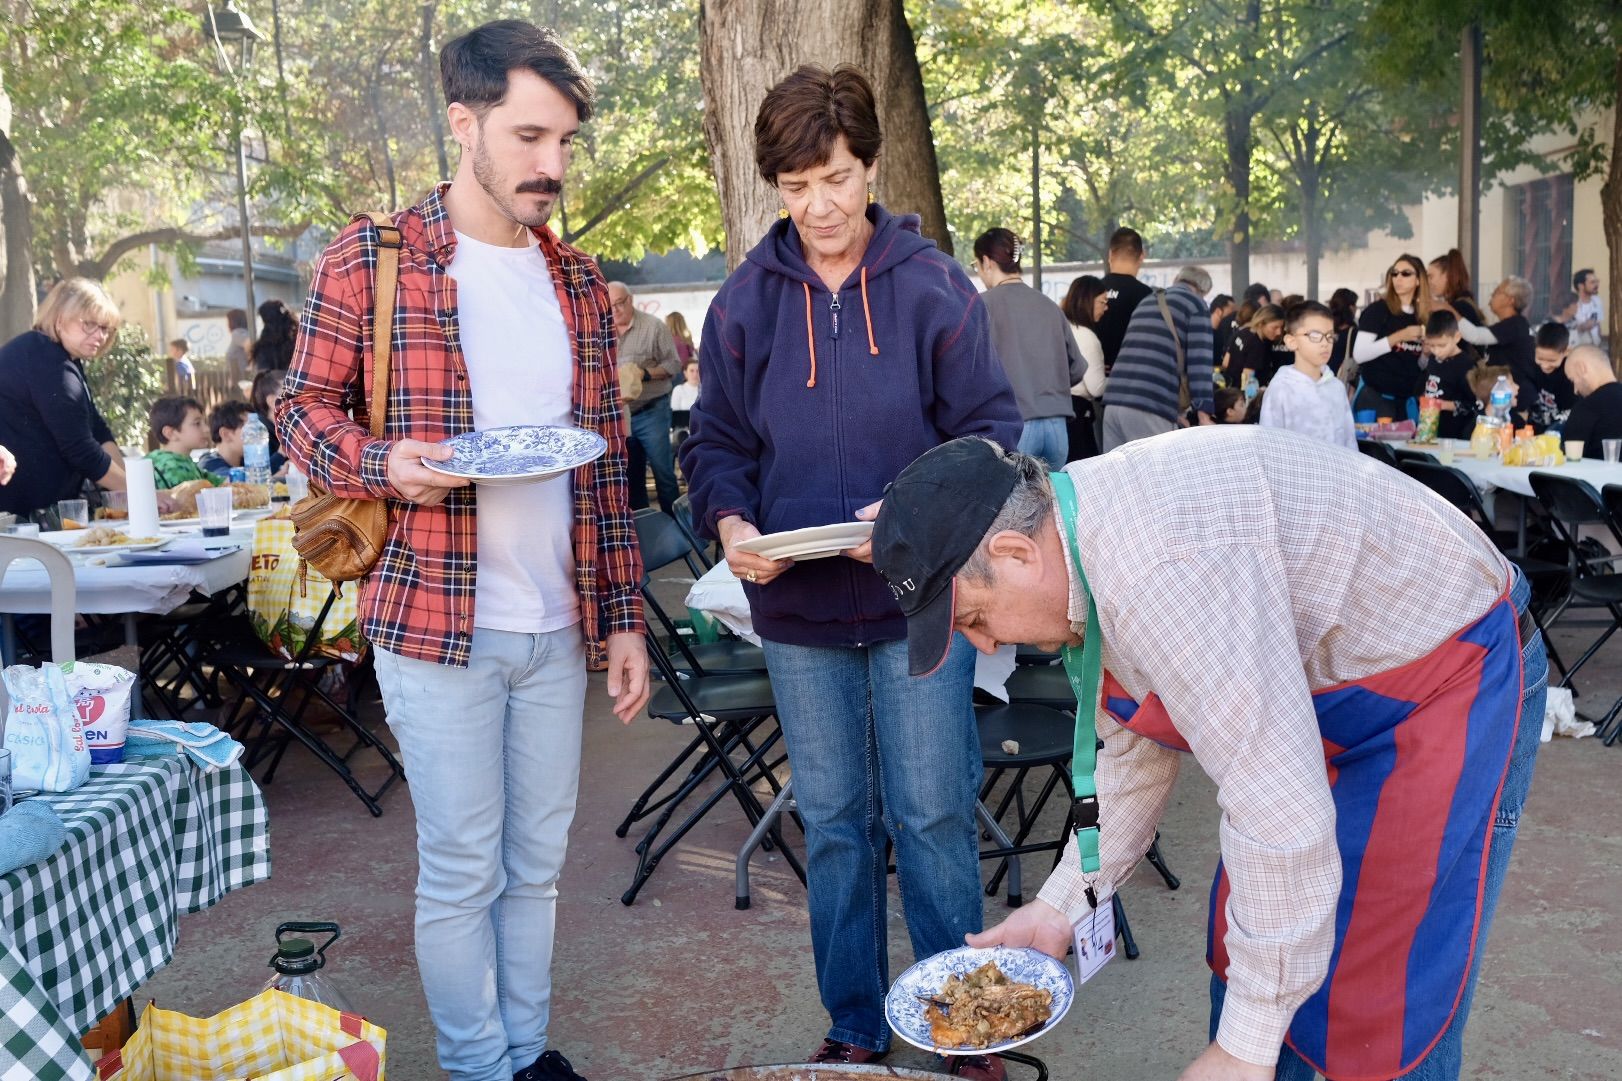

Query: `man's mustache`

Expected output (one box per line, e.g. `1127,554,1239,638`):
517,177,564,196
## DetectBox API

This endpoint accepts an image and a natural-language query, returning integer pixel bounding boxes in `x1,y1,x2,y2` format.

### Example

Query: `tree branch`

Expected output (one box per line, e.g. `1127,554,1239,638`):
562,154,671,245
76,222,310,280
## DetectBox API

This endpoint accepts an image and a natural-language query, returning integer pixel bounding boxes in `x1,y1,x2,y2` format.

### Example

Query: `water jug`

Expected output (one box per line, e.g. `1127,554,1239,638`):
264,921,356,1012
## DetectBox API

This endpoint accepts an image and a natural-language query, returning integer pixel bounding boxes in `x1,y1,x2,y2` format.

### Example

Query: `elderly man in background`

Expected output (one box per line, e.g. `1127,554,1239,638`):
872,430,1545,1081
1561,344,1622,455
1099,265,1215,450
1452,276,1535,392
609,280,682,513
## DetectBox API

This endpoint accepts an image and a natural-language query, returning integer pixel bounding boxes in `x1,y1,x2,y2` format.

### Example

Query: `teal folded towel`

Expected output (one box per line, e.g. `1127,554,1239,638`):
126,719,244,772
0,802,68,875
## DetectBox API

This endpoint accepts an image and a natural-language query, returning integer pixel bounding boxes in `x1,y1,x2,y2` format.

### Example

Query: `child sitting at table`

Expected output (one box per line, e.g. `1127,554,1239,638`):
1259,300,1355,450
1214,386,1247,423
1526,322,1575,433
198,401,252,479
1417,310,1481,440
145,396,223,489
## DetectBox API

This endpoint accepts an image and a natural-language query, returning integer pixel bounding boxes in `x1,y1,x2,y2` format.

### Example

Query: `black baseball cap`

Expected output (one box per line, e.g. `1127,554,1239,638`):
873,438,1022,677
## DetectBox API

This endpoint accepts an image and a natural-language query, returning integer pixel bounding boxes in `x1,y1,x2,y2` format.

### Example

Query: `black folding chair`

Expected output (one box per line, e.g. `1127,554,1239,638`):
619,638,801,905
1527,473,1622,697
1357,439,1400,467
1594,483,1622,740
202,591,405,816
1393,447,1438,465
1402,462,1569,677
635,509,765,676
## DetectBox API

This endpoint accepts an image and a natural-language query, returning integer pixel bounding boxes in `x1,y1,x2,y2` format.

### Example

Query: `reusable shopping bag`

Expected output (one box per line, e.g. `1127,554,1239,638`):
247,516,364,663
2,662,92,792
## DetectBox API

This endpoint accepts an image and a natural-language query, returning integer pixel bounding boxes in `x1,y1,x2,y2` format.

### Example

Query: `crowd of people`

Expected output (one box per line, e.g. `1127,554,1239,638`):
0,19,1615,1081
0,275,297,522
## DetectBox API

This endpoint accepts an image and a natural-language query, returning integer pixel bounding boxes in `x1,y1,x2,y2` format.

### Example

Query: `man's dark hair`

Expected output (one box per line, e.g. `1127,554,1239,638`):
1425,310,1459,337
226,308,247,331
208,400,253,444
1285,299,1332,333
1574,267,1596,290
754,64,881,184
1242,282,1270,305
440,19,595,122
1210,293,1234,313
1106,227,1143,258
168,338,187,352
1536,321,1571,352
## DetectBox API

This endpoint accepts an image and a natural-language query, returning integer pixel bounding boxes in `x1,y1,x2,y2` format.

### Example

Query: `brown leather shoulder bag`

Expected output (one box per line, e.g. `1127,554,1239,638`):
289,212,401,584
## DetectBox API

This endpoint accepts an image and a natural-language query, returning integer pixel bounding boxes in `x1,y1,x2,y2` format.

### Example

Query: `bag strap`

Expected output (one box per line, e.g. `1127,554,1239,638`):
359,212,401,441
1154,289,1187,382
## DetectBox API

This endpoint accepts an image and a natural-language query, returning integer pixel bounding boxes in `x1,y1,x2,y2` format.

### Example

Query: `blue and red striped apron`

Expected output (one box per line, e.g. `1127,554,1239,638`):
1102,593,1523,1080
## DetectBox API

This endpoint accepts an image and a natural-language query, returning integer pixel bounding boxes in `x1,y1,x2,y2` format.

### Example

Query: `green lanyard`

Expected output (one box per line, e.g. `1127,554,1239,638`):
1049,471,1103,885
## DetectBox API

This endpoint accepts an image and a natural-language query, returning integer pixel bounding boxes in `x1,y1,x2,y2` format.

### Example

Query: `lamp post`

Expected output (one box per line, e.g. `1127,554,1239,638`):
204,2,264,326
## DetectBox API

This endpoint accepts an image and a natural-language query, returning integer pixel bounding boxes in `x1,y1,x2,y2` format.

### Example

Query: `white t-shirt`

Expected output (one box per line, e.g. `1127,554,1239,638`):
1573,294,1604,347
1259,364,1357,451
448,230,579,633
670,382,699,411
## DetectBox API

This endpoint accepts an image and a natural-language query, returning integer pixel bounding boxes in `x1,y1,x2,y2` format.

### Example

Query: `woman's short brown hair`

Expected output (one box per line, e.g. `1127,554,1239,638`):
754,64,881,184
33,277,122,357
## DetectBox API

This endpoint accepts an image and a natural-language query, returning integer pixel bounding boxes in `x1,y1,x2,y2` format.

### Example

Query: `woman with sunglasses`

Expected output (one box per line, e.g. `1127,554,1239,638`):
0,277,128,519
1351,253,1432,420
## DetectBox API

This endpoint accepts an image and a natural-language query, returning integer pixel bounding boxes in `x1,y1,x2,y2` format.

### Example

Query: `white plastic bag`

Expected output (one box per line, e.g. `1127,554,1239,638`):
2,664,93,792
60,661,135,763
1541,686,1595,742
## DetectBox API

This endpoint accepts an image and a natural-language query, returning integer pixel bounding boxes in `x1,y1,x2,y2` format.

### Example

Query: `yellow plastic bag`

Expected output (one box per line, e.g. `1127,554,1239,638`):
247,516,364,662
97,990,386,1081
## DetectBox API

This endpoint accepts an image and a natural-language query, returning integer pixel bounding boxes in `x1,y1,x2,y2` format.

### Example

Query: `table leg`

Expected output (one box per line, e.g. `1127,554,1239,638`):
1,614,15,666
123,613,138,648
1516,494,1528,556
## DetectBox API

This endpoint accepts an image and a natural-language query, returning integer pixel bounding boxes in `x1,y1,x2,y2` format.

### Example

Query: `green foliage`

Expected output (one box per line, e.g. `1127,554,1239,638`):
84,326,166,448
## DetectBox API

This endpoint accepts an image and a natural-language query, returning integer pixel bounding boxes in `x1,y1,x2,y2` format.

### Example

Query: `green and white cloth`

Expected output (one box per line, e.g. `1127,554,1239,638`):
0,756,270,1078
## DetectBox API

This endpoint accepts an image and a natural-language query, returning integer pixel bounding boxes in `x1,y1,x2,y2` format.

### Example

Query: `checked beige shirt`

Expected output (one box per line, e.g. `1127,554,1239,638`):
1035,425,1509,1067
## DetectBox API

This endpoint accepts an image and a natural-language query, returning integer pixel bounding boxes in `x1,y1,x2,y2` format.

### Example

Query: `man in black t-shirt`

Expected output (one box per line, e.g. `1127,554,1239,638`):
1095,227,1152,373
1562,345,1622,456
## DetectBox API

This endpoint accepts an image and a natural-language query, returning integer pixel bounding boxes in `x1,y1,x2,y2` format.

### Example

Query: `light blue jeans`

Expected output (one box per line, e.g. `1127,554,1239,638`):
373,625,588,1081
760,635,984,1052
1017,416,1070,470
1209,570,1547,1079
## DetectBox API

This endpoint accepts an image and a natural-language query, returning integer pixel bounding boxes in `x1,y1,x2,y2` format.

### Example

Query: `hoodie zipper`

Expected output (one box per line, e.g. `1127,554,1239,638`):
826,289,865,639
829,291,841,339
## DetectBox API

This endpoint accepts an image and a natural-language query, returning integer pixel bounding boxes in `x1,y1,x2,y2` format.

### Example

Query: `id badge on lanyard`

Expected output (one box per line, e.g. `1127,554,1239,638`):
1050,471,1114,985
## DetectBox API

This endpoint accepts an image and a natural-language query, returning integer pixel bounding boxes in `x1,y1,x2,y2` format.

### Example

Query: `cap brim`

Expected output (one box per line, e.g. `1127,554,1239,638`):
907,578,957,678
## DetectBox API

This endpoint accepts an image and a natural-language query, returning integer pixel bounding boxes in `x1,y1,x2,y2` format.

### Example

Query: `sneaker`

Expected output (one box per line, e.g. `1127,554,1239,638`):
808,1038,888,1064
947,1053,1007,1081
514,1049,588,1081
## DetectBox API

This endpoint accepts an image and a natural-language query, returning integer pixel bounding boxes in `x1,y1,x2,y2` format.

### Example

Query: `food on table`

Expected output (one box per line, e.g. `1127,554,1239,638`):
74,526,160,548
163,477,216,516
273,481,289,500
924,961,1053,1049
230,482,271,509
60,518,87,530
96,507,129,521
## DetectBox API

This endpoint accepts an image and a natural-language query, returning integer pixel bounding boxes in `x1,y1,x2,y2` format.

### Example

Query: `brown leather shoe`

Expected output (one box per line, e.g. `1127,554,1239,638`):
808,1039,888,1064
947,1053,1007,1081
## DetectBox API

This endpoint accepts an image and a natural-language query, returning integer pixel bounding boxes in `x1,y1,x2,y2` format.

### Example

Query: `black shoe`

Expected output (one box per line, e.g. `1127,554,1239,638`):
514,1049,588,1081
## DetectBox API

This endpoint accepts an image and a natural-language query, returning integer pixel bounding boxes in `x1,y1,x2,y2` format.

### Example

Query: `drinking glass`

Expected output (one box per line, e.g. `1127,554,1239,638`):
1604,439,1621,464
102,489,128,520
197,487,234,537
56,499,88,529
1437,438,1456,465
1565,440,1586,462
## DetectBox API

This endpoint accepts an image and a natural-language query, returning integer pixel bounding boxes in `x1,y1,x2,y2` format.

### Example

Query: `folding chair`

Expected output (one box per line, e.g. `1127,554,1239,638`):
670,494,716,570
635,509,765,676
1595,483,1622,741
201,590,404,816
0,537,76,674
1526,473,1622,697
1357,439,1400,467
1393,447,1438,465
1403,462,1569,677
620,638,800,905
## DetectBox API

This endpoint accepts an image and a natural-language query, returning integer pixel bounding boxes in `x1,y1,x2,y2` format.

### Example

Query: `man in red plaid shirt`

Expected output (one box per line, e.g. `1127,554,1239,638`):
275,21,646,1081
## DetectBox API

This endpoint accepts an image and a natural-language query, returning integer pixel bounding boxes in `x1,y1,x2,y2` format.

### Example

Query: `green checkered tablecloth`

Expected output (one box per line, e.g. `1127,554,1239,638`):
0,756,270,1080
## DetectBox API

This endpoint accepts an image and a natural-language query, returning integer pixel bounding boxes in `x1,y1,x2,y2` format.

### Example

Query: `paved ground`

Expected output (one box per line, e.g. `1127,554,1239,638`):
139,598,1622,1081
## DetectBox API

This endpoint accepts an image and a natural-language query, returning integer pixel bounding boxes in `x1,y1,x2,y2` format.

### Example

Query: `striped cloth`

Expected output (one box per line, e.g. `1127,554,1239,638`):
1101,282,1215,420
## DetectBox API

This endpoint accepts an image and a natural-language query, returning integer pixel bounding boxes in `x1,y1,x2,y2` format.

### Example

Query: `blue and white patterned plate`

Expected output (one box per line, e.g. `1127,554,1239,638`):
885,946,1073,1056
423,425,607,485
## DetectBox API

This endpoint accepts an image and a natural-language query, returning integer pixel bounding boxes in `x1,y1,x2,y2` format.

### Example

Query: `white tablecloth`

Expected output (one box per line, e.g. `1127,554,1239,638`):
1396,442,1622,498
0,524,254,616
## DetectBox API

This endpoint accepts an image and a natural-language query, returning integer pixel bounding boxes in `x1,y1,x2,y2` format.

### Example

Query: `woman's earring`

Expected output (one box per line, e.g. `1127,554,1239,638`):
778,206,790,219
866,186,875,205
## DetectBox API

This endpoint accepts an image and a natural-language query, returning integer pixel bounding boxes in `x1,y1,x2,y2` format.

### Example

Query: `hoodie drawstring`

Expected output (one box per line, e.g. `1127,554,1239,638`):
860,265,879,357
802,282,818,388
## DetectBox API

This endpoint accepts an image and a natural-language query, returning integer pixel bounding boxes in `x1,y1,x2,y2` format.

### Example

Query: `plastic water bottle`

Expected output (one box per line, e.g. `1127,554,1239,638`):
265,922,355,1012
1487,376,1513,426
242,413,272,487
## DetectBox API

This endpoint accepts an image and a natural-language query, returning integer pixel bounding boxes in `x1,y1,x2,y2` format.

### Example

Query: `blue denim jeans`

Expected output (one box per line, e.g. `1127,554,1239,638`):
1017,416,1070,470
761,635,984,1052
373,625,588,1081
1209,571,1547,1079
628,395,680,513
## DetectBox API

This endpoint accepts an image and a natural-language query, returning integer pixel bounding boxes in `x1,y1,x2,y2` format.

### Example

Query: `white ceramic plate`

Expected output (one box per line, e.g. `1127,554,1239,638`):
885,945,1074,1057
733,521,874,562
422,424,607,485
38,530,171,555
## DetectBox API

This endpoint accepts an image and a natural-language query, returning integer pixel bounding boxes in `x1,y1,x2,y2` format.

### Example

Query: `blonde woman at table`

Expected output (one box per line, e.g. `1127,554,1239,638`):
0,278,127,521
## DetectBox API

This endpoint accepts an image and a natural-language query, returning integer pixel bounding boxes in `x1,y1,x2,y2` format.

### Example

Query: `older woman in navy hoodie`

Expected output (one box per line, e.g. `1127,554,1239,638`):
681,65,1020,1080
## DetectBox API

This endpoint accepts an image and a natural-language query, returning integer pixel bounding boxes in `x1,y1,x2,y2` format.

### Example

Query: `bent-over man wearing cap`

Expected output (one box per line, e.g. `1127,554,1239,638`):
871,428,1545,1081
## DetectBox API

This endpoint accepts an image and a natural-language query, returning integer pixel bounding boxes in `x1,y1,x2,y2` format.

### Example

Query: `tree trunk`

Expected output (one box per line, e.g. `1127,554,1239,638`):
1301,167,1320,301
421,2,450,180
1603,51,1622,373
0,97,36,341
701,0,951,269
1226,108,1252,295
